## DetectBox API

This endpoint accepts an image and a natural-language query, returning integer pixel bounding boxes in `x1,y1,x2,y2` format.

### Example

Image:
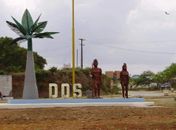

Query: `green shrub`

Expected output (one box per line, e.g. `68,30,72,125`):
12,68,112,98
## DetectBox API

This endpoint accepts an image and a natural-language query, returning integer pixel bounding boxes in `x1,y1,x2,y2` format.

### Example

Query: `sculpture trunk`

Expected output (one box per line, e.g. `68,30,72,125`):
23,39,39,99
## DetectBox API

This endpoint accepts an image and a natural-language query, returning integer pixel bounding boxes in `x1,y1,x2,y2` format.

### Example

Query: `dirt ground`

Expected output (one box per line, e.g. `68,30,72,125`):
0,98,176,130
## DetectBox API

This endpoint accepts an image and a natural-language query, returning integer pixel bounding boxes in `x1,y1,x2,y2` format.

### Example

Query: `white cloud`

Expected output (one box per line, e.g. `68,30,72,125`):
1,0,176,75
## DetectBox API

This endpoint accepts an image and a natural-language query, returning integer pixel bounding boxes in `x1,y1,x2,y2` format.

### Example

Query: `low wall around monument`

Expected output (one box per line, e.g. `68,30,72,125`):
12,74,50,98
0,75,12,96
11,71,112,99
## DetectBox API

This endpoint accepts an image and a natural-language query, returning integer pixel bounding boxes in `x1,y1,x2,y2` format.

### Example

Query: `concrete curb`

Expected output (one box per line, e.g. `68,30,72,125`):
0,102,154,109
0,98,155,109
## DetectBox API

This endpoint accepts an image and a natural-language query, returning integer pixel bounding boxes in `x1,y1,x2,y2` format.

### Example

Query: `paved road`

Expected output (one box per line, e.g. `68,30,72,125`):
129,91,164,97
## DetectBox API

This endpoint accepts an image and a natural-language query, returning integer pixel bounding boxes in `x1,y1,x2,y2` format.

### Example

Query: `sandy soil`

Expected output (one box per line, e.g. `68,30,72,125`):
0,106,176,130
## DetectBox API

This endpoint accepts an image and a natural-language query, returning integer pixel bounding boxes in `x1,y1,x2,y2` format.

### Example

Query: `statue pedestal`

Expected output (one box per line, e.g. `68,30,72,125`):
0,98,155,108
8,98,145,104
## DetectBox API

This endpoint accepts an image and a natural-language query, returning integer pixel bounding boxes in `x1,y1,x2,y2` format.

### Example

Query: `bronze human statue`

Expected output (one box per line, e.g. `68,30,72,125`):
120,63,129,98
91,59,102,98
0,91,3,100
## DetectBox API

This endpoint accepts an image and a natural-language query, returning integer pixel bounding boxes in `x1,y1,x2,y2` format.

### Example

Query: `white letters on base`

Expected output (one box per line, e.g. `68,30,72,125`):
61,83,70,98
49,83,58,98
48,83,82,98
73,83,82,98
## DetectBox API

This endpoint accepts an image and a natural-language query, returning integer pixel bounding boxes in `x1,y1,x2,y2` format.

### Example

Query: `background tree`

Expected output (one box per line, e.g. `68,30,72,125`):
6,9,58,99
0,37,46,74
131,71,155,87
154,63,176,83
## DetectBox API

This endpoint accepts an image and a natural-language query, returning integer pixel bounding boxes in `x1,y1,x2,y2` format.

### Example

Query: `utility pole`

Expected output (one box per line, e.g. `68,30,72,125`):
76,49,78,67
79,38,85,69
72,0,75,86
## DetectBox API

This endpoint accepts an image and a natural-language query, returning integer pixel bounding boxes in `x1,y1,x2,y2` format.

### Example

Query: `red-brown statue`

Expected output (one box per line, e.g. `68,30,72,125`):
120,63,129,98
0,91,2,100
91,59,102,98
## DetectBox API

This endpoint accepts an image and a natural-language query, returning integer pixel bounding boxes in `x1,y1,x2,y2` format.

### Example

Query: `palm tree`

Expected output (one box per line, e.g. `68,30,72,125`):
6,9,58,99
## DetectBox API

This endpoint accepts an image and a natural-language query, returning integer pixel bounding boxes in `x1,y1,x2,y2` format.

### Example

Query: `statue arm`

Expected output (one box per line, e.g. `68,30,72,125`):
127,72,130,83
90,69,93,78
99,68,102,83
119,71,122,82
120,72,122,78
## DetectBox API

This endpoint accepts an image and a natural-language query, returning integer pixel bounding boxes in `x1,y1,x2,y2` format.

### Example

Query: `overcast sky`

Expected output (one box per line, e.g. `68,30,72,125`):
1,0,176,75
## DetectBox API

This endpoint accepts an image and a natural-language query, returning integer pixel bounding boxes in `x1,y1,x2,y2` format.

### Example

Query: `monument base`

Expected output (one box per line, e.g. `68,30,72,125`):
0,98,155,109
8,98,145,104
2,97,13,100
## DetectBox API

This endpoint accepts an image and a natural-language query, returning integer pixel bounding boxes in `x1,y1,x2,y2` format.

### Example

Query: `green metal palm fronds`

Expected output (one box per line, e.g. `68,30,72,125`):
21,9,34,33
6,9,58,51
6,9,58,99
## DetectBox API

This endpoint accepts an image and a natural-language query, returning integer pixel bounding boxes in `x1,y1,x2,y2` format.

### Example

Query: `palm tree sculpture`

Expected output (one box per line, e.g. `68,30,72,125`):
6,9,58,99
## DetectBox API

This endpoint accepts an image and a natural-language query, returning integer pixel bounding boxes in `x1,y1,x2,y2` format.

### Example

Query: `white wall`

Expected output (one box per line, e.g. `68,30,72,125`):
0,75,12,96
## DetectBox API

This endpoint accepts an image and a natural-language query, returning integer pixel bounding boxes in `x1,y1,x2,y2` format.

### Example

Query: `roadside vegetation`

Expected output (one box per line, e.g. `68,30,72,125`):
0,37,46,74
131,64,176,90
1,36,176,98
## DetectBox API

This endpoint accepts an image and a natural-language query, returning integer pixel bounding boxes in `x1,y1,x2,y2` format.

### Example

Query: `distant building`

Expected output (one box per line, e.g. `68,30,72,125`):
114,71,120,79
63,64,71,69
105,71,114,78
105,71,120,79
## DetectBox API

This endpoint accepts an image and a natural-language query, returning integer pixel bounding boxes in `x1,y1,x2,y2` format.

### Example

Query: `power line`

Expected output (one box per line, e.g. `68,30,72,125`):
56,40,176,55
88,39,176,44
87,44,176,55
111,46,176,55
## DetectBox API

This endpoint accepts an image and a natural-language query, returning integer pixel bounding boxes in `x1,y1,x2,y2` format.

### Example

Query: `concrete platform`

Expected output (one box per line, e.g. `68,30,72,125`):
0,98,155,109
8,98,145,104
